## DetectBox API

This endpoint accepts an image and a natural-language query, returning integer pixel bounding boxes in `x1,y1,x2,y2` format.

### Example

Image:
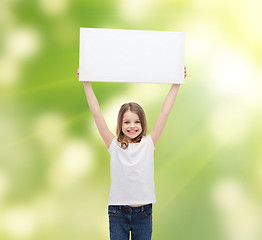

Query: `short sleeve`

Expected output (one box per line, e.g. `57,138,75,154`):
147,134,155,150
108,137,117,153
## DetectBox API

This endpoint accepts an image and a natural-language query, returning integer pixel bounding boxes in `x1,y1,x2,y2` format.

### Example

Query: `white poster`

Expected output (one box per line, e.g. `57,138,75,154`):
79,28,185,84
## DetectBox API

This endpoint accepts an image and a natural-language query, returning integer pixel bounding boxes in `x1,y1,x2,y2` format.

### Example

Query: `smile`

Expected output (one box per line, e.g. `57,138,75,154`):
127,130,138,134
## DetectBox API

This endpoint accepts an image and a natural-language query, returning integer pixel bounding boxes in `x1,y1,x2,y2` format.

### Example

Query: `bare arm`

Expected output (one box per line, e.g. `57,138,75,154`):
150,67,187,146
77,69,114,148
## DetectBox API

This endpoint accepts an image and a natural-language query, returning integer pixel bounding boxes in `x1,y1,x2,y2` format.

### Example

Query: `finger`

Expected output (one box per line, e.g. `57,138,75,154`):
77,68,79,78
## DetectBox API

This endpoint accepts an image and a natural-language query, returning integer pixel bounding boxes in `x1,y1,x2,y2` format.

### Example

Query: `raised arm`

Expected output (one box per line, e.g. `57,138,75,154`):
77,68,114,148
149,67,187,146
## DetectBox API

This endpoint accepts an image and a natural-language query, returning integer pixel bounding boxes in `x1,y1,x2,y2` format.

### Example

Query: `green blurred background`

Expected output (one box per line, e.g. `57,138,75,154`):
1,0,262,239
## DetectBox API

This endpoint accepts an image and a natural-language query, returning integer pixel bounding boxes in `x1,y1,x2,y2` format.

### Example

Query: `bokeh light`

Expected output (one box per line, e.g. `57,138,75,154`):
0,56,20,86
34,112,67,147
5,27,42,61
48,139,94,190
39,0,69,16
117,0,157,22
208,103,250,145
211,178,262,240
1,206,39,239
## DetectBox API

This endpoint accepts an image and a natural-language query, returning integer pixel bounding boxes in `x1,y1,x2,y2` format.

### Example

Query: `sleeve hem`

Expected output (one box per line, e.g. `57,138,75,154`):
147,134,155,150
108,138,116,153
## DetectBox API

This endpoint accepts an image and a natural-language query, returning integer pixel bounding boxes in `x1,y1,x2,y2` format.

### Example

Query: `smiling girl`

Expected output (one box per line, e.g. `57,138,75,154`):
77,67,187,240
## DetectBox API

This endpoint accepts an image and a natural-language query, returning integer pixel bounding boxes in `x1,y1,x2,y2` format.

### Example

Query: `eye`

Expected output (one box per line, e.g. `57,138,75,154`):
124,121,129,124
135,121,140,123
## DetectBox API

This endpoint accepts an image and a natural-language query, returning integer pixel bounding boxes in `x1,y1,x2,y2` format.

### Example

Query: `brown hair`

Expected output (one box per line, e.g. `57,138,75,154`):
116,102,147,150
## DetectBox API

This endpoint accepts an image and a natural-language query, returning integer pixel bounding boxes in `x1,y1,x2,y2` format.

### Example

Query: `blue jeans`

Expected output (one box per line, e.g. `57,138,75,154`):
108,204,153,240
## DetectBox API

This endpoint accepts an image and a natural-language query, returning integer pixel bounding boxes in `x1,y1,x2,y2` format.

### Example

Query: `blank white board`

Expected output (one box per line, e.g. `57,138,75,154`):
79,28,185,84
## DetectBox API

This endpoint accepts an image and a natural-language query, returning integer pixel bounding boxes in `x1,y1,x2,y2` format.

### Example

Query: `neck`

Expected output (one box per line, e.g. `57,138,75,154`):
127,136,142,143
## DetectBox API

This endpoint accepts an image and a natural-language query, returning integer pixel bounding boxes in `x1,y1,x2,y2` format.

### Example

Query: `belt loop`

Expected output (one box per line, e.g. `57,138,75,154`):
120,205,122,212
141,206,144,212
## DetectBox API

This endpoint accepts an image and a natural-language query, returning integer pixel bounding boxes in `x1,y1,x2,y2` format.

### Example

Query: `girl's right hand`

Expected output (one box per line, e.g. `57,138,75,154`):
77,68,90,85
76,68,79,78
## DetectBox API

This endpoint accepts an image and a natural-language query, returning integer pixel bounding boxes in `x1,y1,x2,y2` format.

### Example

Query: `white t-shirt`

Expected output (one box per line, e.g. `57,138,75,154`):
108,134,156,205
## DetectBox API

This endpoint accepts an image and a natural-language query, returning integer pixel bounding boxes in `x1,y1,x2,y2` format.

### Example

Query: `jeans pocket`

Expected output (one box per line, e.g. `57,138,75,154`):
142,208,152,217
108,207,119,216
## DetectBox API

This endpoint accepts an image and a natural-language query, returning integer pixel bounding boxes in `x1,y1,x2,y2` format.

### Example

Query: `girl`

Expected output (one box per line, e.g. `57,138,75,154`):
77,67,187,240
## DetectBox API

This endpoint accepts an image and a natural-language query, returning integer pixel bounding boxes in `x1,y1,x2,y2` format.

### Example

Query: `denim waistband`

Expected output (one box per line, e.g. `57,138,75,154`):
109,203,152,212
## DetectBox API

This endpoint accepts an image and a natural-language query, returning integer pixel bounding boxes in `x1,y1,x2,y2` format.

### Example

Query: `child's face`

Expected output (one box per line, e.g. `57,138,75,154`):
122,110,142,141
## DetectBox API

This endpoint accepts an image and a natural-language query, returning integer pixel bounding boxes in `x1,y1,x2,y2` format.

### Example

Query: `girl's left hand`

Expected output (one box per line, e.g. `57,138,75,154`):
184,66,187,78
